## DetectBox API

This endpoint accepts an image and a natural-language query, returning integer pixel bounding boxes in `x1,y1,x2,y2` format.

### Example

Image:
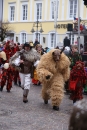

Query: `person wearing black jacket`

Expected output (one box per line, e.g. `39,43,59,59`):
63,36,70,47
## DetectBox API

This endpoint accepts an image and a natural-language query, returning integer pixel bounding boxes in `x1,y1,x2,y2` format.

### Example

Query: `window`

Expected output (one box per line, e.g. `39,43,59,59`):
51,0,58,19
36,3,42,20
50,33,55,48
35,32,40,43
22,5,28,20
69,0,77,18
10,6,15,21
51,2,54,19
21,33,26,43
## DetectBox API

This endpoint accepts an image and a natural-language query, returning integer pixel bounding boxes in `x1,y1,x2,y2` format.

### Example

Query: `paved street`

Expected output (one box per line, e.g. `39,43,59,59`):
0,84,86,130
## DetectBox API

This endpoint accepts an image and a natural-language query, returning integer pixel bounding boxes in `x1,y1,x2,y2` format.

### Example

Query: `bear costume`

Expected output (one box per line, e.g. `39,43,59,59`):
37,49,70,110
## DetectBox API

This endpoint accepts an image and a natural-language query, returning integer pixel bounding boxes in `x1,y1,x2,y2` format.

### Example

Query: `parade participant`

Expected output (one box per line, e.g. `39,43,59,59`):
0,41,16,92
64,45,82,94
0,51,7,66
13,44,20,86
10,42,40,103
0,51,7,85
32,44,44,85
69,61,87,104
69,99,87,130
37,49,70,111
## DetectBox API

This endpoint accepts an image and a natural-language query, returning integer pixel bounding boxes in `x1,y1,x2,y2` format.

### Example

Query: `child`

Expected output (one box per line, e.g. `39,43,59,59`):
69,61,87,104
65,45,82,94
69,99,87,130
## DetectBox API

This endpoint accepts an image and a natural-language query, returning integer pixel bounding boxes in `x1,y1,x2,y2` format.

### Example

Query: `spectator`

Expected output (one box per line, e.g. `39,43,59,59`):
69,44,82,70
82,45,87,62
63,46,71,57
63,36,70,47
44,47,51,53
69,99,87,130
34,39,40,47
55,46,59,49
17,42,20,45
80,44,84,55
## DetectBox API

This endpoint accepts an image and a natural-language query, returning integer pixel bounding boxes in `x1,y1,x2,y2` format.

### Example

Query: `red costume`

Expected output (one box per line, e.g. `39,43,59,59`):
0,41,16,92
69,61,87,103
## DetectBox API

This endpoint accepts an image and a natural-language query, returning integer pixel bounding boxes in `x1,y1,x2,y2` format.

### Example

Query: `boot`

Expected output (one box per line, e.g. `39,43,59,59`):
53,106,59,111
23,89,29,103
19,81,21,87
44,100,48,104
0,86,3,92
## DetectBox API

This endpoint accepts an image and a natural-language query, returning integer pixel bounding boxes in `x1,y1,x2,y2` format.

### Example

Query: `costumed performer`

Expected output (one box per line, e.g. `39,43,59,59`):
36,48,70,111
10,42,40,103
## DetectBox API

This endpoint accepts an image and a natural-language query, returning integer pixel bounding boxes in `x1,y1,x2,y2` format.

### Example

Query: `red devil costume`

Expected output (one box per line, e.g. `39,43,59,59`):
69,61,87,103
0,41,16,92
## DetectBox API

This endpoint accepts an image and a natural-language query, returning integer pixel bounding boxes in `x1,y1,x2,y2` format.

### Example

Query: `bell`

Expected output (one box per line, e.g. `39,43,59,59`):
4,63,9,69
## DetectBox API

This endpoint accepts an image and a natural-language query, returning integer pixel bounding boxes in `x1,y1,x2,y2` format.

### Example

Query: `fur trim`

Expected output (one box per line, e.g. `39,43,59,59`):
9,49,40,65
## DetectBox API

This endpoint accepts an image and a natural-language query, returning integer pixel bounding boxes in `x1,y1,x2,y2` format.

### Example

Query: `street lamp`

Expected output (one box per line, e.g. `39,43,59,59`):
31,16,44,41
78,0,80,54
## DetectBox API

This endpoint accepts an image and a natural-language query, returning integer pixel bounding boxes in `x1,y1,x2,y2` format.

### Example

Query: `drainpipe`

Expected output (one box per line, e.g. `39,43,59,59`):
78,0,80,54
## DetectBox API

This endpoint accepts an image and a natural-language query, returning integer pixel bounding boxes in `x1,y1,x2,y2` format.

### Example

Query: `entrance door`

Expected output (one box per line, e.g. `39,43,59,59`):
84,36,87,45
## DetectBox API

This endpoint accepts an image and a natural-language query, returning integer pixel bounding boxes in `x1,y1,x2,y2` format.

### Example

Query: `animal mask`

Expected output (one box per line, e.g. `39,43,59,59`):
52,48,65,62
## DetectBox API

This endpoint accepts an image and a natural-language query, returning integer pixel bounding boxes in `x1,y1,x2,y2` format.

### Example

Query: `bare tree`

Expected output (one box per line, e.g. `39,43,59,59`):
0,21,14,41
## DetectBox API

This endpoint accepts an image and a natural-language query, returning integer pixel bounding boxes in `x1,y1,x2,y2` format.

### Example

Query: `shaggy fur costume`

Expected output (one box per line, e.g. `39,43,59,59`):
10,48,40,63
9,48,40,71
37,49,70,107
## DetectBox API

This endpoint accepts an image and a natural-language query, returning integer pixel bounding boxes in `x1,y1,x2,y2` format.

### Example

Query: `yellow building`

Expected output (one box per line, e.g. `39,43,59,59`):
2,0,87,48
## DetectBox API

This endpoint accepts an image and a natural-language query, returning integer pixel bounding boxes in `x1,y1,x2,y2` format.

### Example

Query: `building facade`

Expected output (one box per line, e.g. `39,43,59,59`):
0,0,3,27
3,0,87,48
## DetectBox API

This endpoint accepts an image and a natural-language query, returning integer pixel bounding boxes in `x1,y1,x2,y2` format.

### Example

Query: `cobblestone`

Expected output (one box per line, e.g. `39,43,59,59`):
0,84,86,130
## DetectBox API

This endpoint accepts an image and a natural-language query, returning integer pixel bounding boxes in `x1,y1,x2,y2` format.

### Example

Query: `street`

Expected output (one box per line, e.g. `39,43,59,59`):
0,84,85,130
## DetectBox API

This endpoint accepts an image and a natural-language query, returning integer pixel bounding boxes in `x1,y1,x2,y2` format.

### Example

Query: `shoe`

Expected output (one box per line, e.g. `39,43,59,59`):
44,100,48,104
23,99,28,103
14,82,18,86
37,81,41,85
21,87,24,90
0,87,3,92
7,90,10,92
23,89,29,103
53,106,59,111
18,81,21,87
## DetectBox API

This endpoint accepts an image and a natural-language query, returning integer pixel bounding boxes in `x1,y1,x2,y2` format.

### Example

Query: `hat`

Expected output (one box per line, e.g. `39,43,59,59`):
24,42,30,47
29,41,34,47
0,51,6,60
